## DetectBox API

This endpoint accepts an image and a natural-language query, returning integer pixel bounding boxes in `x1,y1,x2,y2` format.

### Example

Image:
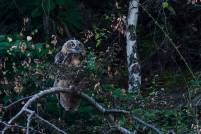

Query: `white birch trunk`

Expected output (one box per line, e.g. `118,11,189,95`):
126,0,141,92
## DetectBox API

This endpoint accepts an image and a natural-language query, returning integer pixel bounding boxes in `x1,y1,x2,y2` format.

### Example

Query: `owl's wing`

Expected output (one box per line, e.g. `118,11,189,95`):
54,52,64,102
54,51,65,64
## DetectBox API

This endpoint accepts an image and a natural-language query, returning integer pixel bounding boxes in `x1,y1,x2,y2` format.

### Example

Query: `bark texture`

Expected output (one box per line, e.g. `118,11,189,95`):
126,0,141,92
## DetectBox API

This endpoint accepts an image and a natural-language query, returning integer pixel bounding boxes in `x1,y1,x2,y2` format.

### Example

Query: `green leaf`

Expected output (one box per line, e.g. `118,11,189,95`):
3,96,10,104
162,2,169,8
85,52,96,71
96,39,101,47
113,89,121,98
35,43,44,49
31,7,42,17
0,35,6,42
0,42,11,50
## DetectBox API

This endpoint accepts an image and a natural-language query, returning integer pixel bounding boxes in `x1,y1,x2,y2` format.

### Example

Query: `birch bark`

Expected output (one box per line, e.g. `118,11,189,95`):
126,0,141,92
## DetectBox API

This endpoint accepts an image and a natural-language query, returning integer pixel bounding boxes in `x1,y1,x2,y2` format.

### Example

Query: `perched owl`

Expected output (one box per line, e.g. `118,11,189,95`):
54,39,86,111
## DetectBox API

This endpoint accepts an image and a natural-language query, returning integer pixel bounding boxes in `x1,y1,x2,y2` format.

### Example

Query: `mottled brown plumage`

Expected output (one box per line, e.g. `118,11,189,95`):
54,39,86,111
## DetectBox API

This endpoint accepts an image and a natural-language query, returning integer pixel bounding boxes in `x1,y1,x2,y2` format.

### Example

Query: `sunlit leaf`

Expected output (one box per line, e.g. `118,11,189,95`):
162,2,169,8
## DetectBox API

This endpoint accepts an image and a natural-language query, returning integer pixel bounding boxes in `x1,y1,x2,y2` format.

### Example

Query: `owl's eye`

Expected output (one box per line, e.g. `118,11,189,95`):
70,43,75,48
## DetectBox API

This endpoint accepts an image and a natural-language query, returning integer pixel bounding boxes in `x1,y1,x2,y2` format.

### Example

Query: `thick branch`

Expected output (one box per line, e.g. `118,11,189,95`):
2,87,163,134
2,87,73,134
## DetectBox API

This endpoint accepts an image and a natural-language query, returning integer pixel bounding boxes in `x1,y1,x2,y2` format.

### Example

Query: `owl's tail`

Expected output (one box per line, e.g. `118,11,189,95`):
59,93,80,111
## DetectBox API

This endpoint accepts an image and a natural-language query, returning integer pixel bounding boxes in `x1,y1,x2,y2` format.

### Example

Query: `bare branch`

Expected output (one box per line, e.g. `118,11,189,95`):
0,121,44,134
107,126,133,134
80,93,163,134
130,113,163,134
2,87,73,134
25,109,35,134
2,87,163,134
4,95,33,110
34,113,67,134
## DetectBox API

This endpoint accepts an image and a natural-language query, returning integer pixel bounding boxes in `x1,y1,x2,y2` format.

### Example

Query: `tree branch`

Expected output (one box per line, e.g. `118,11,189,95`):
0,121,44,134
4,95,33,110
80,93,163,134
2,87,163,134
2,87,73,134
34,112,67,134
25,109,35,134
107,126,134,134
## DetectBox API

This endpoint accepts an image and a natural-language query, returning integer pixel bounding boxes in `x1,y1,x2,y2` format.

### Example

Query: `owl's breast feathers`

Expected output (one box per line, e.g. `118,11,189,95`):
54,39,91,111
56,66,90,111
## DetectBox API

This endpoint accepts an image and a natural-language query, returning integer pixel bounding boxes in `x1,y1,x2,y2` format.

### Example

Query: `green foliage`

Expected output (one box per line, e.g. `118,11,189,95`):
0,33,57,100
162,1,169,9
1,0,201,133
132,108,191,133
0,0,83,34
93,26,108,47
189,79,201,89
85,51,96,71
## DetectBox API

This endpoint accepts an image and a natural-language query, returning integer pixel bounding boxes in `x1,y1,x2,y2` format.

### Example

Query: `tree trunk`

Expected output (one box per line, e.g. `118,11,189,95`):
43,14,50,36
126,0,141,92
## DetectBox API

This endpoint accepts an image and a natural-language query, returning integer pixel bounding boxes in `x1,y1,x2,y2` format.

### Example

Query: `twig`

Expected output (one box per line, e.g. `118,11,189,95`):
117,127,133,134
107,126,133,134
34,113,67,134
0,121,44,134
130,113,163,134
4,95,33,110
137,3,196,79
80,93,163,134
25,109,35,134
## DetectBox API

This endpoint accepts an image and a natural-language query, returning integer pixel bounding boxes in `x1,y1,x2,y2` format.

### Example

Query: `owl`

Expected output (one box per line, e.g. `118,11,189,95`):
54,39,86,111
